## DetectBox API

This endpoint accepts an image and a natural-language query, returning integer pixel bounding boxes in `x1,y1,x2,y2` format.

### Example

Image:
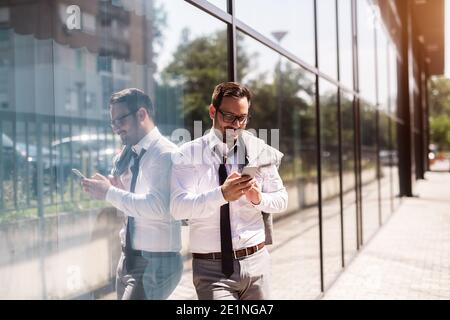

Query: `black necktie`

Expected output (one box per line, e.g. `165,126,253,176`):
125,148,146,269
219,157,234,278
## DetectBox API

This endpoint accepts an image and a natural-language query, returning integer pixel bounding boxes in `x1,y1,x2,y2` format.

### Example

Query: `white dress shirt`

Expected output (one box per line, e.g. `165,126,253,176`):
106,127,181,252
170,129,288,253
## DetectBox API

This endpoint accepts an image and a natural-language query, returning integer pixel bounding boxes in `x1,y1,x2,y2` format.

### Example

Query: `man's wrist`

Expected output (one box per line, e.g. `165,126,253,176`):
220,186,228,202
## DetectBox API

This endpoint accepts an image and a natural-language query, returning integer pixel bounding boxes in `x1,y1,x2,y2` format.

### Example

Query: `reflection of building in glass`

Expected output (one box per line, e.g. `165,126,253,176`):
1,0,161,120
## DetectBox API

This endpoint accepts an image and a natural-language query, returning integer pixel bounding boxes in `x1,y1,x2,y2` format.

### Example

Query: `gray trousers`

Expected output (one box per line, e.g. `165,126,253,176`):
192,247,271,300
116,251,183,300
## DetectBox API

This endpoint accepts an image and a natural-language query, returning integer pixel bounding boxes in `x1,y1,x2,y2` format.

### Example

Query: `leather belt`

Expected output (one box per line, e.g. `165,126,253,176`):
192,242,265,260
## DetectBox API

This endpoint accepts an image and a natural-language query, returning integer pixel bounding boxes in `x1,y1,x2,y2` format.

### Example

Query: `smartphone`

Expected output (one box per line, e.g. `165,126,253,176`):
72,168,87,180
241,166,258,178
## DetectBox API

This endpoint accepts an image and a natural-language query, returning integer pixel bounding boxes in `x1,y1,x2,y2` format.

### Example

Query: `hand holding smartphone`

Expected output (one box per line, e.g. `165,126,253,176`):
241,166,258,178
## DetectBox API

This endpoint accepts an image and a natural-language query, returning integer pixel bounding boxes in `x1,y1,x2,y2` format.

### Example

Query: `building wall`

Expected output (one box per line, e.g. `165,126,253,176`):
0,0,426,299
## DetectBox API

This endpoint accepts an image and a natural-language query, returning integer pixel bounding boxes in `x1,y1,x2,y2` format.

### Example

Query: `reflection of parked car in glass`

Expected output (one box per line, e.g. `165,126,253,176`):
2,132,120,193
51,133,120,177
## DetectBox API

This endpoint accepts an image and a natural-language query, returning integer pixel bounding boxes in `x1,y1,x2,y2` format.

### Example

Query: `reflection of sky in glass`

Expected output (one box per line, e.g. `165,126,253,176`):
338,0,353,89
238,31,321,105
358,0,377,104
377,26,389,112
235,0,316,67
238,30,279,83
317,0,337,79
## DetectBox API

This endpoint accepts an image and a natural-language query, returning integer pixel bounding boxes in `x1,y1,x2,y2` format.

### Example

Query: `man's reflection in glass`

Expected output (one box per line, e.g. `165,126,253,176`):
82,88,182,299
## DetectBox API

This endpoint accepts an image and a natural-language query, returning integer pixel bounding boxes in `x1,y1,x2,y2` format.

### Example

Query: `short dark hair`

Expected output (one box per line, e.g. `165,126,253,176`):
109,88,155,119
211,82,252,110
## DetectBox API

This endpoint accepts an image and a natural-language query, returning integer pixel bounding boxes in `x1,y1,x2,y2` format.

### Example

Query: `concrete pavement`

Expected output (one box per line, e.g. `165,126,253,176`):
323,172,450,300
101,171,450,300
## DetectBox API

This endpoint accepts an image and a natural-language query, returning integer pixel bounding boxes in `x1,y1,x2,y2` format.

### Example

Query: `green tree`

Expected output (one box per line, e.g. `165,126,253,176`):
429,76,450,151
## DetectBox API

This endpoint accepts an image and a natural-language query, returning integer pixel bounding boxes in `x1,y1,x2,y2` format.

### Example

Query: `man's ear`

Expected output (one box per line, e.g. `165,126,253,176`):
137,107,147,121
208,104,216,120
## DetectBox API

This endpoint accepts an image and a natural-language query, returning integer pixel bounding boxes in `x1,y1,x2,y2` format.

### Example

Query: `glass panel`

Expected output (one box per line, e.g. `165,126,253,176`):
0,0,227,299
235,0,316,67
377,25,389,113
238,31,321,298
341,92,357,264
319,78,342,285
338,0,353,89
360,102,379,243
357,0,377,104
388,43,398,116
317,0,338,79
376,22,391,223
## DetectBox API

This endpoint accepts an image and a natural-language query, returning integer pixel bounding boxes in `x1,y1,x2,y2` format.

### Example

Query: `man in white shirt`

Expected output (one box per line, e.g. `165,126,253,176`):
170,82,288,300
81,88,182,300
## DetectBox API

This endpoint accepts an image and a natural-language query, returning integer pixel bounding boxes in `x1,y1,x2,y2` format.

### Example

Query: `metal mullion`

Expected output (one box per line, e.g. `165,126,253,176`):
227,0,237,81
96,126,100,174
104,126,108,177
336,0,345,269
58,123,64,204
356,100,363,246
389,116,394,214
48,122,54,205
12,119,18,209
352,0,363,248
69,121,74,202
352,96,360,250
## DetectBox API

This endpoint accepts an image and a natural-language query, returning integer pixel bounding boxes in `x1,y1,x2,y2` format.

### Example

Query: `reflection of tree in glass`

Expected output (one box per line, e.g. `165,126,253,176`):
319,88,339,179
246,61,316,181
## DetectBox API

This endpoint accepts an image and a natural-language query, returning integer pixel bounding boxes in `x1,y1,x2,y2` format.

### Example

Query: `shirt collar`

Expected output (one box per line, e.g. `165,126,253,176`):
207,128,249,161
132,126,161,155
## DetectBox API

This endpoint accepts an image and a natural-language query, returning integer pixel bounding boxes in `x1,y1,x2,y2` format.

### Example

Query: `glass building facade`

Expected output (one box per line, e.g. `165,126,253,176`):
0,0,439,299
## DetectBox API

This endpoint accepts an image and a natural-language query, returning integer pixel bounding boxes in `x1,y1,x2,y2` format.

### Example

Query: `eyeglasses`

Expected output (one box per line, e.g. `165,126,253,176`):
110,110,137,128
217,109,251,125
